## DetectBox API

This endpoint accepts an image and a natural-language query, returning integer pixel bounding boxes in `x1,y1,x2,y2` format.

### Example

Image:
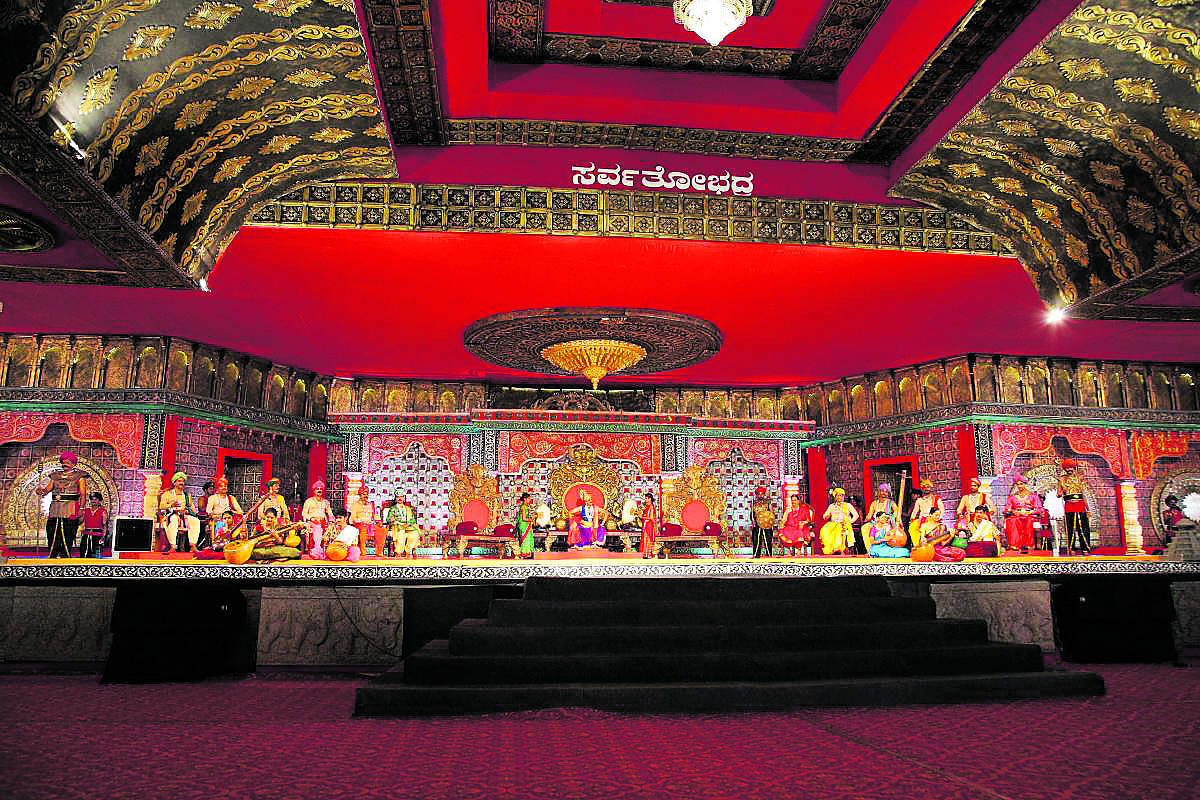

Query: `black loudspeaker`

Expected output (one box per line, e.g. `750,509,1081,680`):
1052,578,1177,663
103,582,252,682
113,517,153,553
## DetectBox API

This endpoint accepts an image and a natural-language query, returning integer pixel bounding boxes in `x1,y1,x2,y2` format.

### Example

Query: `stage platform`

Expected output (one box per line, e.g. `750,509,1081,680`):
2,553,1197,582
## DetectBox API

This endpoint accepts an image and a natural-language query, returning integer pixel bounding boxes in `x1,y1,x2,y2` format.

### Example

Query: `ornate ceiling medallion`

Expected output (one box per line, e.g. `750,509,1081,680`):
464,308,722,386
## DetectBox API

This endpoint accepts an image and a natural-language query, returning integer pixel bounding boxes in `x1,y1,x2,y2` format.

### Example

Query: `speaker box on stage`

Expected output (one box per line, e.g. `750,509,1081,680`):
113,517,153,554
1052,578,1177,663
103,582,253,682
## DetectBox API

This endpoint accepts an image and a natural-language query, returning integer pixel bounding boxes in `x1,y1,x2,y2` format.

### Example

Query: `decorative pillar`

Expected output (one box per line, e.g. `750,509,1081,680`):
782,476,801,502
660,474,679,524
141,470,163,517
1119,481,1144,555
343,472,363,502
160,415,179,481
307,441,328,493
957,425,979,492
806,447,828,508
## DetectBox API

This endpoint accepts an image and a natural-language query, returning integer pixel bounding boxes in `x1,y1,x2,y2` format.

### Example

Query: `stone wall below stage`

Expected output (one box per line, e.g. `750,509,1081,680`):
929,581,1055,652
256,586,404,667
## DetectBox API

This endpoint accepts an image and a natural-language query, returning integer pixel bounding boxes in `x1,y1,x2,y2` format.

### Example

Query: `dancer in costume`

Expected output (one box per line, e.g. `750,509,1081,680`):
820,488,859,555
1057,460,1091,554
908,479,945,544
778,494,815,556
751,487,777,558
1004,476,1042,553
638,493,658,559
38,451,87,558
569,489,608,549
77,492,107,559
515,493,536,559
158,471,199,553
955,477,992,526
865,511,910,558
964,506,1001,558
385,490,421,557
348,484,384,557
259,477,291,524
301,480,334,554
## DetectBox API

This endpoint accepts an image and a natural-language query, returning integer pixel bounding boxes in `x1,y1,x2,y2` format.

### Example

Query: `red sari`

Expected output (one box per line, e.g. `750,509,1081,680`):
1005,490,1042,550
638,502,657,557
778,505,815,547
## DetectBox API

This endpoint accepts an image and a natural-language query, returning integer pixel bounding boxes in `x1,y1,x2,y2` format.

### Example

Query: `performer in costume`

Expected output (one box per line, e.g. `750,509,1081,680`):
964,506,1001,558
865,511,910,558
38,451,87,558
314,511,362,561
385,490,421,557
158,471,199,553
1004,476,1042,553
248,508,303,561
751,487,777,558
1057,460,1091,554
77,492,107,559
820,488,859,555
778,493,815,556
638,493,658,559
1163,495,1184,547
515,493,536,559
908,479,945,545
301,480,334,555
259,477,291,524
348,484,384,557
205,477,244,548
955,477,992,526
912,508,965,562
864,484,901,553
569,489,608,549
196,480,216,551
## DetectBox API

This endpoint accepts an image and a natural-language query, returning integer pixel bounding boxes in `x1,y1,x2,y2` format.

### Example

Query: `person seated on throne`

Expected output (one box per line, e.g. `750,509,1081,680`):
568,489,608,549
866,511,910,559
820,488,859,555
1004,475,1043,554
778,494,815,557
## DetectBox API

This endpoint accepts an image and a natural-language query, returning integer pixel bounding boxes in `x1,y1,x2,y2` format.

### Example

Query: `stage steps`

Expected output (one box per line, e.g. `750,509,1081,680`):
355,576,1104,716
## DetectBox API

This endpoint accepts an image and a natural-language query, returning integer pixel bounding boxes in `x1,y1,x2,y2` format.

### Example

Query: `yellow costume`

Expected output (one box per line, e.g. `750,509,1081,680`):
820,496,858,554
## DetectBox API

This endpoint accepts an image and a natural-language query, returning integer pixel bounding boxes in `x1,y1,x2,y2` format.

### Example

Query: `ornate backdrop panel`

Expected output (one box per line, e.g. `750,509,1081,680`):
499,432,661,475
365,446,455,533
498,451,660,525
689,438,783,482
0,412,144,469
364,434,466,474
992,424,1130,479
1131,431,1200,480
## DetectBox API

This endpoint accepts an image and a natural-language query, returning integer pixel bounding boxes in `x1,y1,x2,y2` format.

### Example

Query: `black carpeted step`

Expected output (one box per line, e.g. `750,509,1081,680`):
488,596,936,626
522,576,893,602
400,640,1045,685
354,671,1106,716
447,618,990,656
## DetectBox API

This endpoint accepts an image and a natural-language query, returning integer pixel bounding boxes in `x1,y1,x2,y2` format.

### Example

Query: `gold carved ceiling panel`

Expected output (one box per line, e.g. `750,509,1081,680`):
895,0,1200,321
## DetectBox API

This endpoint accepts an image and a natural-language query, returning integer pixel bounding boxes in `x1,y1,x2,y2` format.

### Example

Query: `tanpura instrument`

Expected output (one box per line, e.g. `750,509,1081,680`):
222,520,305,565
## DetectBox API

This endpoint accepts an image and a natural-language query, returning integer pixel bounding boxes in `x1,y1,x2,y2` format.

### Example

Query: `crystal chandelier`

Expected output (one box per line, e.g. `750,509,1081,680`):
673,0,752,47
540,339,647,390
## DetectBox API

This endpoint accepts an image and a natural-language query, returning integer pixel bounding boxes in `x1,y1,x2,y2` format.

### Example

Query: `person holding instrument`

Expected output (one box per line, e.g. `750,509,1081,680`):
820,488,859,555
39,451,87,558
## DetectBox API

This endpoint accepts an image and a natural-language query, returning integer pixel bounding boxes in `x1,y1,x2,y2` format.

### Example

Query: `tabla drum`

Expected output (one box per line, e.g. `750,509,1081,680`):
326,540,349,561
534,504,552,528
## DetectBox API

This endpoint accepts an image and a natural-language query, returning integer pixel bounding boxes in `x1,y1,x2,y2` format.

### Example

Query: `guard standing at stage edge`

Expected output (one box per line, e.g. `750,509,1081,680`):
38,451,87,558
751,486,777,558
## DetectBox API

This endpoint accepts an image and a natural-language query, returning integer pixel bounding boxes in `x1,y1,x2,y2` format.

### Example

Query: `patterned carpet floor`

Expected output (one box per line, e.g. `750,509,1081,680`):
1,661,1197,800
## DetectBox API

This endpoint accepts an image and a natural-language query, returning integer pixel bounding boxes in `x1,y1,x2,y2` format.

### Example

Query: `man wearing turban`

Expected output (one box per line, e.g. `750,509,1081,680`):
37,451,87,558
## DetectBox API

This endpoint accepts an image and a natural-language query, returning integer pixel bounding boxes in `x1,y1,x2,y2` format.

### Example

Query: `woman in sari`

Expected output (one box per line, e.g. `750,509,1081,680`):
1004,476,1042,553
638,493,658,559
516,493,536,559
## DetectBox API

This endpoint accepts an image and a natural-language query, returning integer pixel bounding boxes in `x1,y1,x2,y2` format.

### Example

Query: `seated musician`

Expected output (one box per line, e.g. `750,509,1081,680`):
568,489,608,549
908,479,945,545
204,477,243,547
963,506,1002,558
302,480,334,554
778,493,815,556
249,508,303,562
311,511,361,561
863,485,901,554
385,490,421,558
260,477,291,524
820,488,858,555
914,511,966,562
865,511,910,558
158,471,199,553
956,477,992,521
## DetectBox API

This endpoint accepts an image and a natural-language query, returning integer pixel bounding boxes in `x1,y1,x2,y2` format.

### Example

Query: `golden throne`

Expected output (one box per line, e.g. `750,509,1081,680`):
660,465,729,557
546,445,630,551
448,463,514,557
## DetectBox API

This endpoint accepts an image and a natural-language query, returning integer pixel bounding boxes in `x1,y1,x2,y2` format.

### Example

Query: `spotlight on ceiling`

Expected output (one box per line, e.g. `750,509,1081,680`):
673,0,751,47
1045,306,1067,324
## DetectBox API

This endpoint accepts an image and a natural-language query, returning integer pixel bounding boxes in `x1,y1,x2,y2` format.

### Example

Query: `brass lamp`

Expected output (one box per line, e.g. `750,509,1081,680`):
540,339,647,390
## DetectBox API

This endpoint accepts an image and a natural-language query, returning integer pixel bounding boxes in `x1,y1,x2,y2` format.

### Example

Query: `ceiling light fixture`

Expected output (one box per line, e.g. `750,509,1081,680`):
541,338,647,390
672,0,751,47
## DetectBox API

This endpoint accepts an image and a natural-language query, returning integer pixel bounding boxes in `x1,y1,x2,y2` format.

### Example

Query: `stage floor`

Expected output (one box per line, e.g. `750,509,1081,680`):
2,552,1196,581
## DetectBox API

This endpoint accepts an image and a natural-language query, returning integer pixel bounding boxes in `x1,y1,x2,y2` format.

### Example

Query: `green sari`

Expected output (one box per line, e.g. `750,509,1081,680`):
516,503,536,556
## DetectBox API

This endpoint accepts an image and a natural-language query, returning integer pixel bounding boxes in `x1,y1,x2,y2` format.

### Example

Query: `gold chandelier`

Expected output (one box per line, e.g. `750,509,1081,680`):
673,0,752,47
540,339,647,390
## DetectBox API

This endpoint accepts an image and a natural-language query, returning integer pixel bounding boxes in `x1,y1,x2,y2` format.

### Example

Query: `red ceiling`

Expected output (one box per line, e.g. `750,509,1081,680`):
8,227,1200,385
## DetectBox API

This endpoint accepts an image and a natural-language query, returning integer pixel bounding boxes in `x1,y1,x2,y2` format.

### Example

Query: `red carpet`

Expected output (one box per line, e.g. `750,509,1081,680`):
1,660,1197,800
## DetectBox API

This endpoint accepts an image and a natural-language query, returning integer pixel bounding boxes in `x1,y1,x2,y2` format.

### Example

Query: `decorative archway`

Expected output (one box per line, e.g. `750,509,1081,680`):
1149,467,1200,549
